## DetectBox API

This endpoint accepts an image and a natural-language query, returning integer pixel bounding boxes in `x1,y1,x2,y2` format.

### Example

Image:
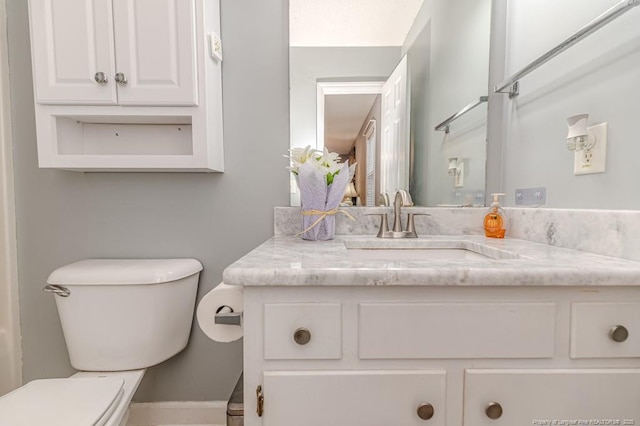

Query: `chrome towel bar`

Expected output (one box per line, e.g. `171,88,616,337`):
495,0,640,98
435,96,488,133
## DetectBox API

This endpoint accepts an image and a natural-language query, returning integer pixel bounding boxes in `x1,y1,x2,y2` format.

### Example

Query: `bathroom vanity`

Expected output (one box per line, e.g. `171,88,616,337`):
224,233,640,426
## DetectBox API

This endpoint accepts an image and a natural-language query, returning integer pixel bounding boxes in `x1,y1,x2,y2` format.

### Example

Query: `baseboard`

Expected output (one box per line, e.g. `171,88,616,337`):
126,401,227,426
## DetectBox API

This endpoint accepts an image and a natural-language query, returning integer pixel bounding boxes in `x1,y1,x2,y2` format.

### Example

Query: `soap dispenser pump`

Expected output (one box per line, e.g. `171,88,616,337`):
484,193,507,238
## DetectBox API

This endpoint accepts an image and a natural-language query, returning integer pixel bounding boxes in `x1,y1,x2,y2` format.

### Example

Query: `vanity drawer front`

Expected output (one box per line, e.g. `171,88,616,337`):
264,303,342,360
464,369,640,426
263,370,446,426
359,302,556,359
571,302,640,358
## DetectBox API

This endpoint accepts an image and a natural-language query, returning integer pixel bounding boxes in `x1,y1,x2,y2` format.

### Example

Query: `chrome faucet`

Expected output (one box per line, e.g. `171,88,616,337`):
368,191,429,238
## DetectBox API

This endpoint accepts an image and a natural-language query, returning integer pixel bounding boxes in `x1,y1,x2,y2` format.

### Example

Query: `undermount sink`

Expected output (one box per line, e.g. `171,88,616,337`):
343,239,519,262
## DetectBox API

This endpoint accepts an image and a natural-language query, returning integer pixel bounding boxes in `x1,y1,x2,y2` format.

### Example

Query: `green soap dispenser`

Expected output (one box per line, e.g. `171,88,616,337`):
484,193,507,238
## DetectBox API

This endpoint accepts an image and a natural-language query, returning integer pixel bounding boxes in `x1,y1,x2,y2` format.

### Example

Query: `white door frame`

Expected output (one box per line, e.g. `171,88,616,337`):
0,0,22,393
316,81,384,151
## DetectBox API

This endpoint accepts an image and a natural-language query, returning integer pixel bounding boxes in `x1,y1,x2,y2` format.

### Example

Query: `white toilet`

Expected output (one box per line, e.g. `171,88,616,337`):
0,258,203,426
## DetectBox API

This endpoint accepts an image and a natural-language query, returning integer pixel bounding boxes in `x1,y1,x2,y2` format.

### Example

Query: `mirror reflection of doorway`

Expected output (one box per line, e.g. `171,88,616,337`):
317,55,409,207
318,83,382,206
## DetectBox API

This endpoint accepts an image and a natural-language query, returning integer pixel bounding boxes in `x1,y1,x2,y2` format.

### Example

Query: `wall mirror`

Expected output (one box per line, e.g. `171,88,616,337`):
289,0,493,207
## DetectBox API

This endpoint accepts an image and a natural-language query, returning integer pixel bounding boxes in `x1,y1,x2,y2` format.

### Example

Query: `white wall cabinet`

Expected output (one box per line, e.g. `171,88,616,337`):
28,0,223,171
244,287,640,426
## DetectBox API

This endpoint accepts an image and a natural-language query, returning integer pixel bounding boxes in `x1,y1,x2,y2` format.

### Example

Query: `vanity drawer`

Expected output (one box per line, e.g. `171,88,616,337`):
571,302,640,358
264,303,342,360
359,302,556,359
464,369,640,426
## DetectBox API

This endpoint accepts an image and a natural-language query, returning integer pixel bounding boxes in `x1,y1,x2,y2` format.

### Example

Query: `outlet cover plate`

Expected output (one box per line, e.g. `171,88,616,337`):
574,122,607,175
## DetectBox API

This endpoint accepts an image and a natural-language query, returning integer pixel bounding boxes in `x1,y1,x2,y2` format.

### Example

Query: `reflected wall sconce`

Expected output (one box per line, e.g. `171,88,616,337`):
566,113,596,151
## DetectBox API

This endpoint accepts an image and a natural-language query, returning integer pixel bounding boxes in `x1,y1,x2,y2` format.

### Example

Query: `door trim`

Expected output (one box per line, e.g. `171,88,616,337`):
316,81,384,151
0,0,22,393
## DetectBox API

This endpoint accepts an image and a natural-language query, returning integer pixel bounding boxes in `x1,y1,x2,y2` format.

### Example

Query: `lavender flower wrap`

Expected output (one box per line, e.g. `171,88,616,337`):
297,161,352,241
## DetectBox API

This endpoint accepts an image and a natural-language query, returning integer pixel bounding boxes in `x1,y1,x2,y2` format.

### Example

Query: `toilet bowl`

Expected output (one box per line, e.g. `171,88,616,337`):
0,259,202,426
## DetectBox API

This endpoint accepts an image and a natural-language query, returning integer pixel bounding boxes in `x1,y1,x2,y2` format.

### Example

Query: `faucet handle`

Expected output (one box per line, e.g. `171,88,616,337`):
366,213,389,238
406,213,431,235
397,190,413,207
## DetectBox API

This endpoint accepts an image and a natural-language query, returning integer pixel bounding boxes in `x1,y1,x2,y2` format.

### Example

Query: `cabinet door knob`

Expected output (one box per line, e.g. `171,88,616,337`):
115,72,128,85
293,327,311,345
485,402,503,419
416,402,434,420
94,72,108,84
609,325,629,343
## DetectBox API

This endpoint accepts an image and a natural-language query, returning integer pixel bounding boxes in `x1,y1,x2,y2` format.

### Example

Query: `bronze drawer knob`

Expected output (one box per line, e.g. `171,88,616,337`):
293,327,311,345
417,402,434,420
485,402,503,419
609,325,629,343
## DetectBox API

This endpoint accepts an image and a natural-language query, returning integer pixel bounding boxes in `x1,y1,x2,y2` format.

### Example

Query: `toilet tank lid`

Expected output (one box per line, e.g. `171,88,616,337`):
47,259,203,285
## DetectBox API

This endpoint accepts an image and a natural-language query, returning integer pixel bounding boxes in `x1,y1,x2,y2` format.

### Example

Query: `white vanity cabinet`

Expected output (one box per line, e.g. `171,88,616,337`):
243,286,640,426
27,0,223,171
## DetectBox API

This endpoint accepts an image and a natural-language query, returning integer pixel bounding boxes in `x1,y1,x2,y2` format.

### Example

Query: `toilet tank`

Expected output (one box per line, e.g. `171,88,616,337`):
46,259,203,371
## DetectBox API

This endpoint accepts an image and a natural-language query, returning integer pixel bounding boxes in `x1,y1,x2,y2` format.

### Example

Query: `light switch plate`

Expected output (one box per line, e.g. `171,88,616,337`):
208,32,223,62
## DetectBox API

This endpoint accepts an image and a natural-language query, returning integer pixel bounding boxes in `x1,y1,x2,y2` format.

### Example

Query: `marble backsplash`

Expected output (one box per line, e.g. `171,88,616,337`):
274,207,640,262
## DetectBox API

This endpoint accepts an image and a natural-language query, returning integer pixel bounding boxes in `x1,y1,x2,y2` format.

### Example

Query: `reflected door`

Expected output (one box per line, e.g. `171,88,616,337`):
380,56,410,197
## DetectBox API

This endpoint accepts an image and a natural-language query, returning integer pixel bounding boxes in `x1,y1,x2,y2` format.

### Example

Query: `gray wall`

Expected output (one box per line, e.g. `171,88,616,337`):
406,18,432,207
404,0,492,207
7,0,289,401
499,0,640,209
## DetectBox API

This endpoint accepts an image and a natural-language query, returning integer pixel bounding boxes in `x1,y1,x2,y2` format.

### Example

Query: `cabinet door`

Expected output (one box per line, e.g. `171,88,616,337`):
29,0,117,104
112,0,198,106
464,369,640,426
262,370,446,426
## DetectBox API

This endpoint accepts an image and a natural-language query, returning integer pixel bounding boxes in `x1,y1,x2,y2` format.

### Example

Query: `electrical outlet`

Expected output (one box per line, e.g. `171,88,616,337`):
454,162,464,188
515,187,546,206
574,122,607,175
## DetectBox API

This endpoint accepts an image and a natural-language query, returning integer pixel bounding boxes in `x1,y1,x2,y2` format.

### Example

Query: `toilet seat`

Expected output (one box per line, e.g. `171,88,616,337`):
0,377,124,426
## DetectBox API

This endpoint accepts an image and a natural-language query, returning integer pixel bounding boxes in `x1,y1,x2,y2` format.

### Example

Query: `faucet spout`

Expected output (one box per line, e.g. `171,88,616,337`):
368,190,430,238
392,191,404,232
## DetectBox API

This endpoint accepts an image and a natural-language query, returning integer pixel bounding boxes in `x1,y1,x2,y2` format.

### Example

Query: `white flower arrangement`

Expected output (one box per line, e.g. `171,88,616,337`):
284,145,356,240
285,146,353,186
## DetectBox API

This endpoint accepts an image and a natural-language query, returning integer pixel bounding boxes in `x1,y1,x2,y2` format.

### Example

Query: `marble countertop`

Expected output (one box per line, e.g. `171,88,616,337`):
222,235,640,287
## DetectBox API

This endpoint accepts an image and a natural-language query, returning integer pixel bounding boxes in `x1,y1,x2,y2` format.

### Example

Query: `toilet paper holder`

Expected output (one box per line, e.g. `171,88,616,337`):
215,305,242,326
